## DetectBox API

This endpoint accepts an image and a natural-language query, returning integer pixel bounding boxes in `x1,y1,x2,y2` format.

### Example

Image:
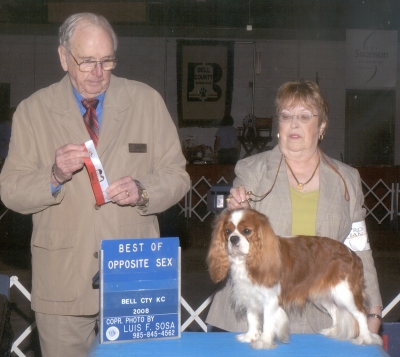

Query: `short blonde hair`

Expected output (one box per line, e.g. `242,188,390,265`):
275,79,329,127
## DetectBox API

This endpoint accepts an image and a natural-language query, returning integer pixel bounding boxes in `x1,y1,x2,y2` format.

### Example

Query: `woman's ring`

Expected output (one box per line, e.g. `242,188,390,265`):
226,195,232,203
125,190,130,197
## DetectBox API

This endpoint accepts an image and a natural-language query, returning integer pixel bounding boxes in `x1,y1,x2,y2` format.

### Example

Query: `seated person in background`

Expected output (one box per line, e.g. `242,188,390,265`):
214,115,238,164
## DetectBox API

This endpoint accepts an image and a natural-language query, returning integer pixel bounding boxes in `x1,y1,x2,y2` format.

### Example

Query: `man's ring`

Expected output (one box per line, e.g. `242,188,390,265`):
125,190,130,197
226,195,232,203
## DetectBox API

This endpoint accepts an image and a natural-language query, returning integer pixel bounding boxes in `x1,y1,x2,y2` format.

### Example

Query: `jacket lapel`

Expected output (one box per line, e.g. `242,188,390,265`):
316,151,341,233
265,147,293,235
51,75,89,144
96,76,131,157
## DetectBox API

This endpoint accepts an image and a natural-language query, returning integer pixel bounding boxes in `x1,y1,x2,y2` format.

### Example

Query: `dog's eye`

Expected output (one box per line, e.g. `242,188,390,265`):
225,229,231,235
243,229,251,235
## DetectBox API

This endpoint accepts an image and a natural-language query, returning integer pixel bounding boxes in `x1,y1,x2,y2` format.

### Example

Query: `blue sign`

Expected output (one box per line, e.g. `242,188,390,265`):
100,238,180,343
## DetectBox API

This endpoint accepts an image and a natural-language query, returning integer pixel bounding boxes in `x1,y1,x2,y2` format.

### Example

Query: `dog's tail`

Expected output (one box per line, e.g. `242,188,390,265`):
334,309,359,340
321,308,383,345
320,308,358,340
337,309,383,345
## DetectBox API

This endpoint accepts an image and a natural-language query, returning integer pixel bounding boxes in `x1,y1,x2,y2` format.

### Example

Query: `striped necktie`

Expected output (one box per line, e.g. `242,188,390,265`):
82,98,100,147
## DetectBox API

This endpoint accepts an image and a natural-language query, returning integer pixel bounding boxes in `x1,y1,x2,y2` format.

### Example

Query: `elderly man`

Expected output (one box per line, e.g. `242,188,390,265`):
0,12,189,357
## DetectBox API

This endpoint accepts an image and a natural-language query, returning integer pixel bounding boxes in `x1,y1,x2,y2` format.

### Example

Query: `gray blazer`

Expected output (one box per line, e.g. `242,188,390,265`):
206,145,382,333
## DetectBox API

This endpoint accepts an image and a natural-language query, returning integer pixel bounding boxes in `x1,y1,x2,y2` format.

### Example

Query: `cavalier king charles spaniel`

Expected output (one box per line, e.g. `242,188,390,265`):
207,208,382,349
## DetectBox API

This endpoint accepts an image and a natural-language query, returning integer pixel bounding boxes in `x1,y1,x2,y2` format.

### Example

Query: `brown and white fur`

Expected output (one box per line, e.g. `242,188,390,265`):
207,208,382,349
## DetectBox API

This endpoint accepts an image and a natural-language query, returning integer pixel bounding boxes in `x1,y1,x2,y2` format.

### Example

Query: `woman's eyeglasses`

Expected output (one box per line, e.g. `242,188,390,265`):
278,113,319,123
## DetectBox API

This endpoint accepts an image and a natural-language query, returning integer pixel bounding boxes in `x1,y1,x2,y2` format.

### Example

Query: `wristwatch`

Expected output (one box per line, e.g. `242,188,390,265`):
134,180,149,206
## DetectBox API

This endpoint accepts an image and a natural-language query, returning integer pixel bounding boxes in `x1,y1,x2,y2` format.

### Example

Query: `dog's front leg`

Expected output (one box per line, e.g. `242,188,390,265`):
251,298,289,349
236,309,260,343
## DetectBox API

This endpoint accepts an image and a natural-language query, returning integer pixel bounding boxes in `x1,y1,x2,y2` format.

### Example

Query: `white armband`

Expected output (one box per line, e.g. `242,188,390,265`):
343,220,371,251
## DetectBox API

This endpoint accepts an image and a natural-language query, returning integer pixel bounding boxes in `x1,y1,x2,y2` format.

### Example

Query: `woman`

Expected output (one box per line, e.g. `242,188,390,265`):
206,79,382,335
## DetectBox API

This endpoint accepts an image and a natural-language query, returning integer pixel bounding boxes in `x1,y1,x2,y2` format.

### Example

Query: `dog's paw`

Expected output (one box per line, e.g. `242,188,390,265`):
351,333,383,346
250,338,277,350
277,332,290,344
320,326,338,338
236,332,259,343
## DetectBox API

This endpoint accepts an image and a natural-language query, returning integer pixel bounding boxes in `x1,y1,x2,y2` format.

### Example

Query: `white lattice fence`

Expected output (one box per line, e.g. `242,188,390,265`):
361,179,394,224
181,175,398,226
0,206,9,221
9,276,36,357
180,294,214,332
179,177,230,222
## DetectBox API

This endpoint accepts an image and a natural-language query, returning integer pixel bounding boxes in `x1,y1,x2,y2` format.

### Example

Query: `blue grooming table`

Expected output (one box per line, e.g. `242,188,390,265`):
87,332,389,356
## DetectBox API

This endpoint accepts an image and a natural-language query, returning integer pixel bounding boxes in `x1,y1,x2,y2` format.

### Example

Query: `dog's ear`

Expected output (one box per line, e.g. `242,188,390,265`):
207,210,231,283
247,211,281,287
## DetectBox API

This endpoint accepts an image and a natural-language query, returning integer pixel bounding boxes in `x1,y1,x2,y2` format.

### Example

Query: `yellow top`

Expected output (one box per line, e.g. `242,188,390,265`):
290,186,319,236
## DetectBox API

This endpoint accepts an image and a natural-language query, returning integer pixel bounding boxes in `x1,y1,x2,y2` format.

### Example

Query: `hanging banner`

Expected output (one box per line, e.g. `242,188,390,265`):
346,29,397,88
177,40,234,127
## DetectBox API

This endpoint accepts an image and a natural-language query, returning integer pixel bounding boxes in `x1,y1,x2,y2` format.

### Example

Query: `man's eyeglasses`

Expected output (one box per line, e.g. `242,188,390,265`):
69,51,118,72
278,112,319,123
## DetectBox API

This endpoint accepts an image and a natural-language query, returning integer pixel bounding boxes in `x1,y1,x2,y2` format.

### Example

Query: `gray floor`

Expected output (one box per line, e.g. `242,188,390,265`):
1,212,400,356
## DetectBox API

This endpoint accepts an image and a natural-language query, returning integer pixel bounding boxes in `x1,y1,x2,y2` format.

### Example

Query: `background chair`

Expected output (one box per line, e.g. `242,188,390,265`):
237,116,273,157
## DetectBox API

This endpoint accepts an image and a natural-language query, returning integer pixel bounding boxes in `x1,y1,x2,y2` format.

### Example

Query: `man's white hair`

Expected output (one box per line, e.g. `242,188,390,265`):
58,12,118,53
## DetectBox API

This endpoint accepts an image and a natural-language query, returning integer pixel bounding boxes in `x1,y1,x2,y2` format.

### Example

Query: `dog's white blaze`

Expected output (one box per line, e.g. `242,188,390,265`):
227,209,250,257
230,209,244,227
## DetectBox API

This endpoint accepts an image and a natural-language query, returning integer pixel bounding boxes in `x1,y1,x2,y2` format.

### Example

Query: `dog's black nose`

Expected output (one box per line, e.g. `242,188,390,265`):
230,235,240,246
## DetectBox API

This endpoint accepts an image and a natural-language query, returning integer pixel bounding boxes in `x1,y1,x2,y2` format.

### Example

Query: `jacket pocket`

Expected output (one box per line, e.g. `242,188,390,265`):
32,229,77,302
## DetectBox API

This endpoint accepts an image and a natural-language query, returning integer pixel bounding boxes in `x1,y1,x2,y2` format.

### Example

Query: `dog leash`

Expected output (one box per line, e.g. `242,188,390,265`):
246,148,350,203
245,154,283,203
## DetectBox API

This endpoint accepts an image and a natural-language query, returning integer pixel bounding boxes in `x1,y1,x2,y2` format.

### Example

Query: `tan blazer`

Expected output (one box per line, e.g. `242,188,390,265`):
206,145,382,333
0,75,190,315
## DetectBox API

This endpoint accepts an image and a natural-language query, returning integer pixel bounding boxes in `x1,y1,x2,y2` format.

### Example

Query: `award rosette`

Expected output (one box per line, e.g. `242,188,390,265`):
82,140,111,206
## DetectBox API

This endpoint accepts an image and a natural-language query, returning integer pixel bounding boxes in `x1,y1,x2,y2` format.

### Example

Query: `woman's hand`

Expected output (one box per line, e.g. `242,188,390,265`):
226,185,251,210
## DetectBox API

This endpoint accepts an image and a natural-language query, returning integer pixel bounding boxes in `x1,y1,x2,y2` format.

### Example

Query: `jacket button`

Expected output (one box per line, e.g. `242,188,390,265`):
93,252,99,258
95,204,101,210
